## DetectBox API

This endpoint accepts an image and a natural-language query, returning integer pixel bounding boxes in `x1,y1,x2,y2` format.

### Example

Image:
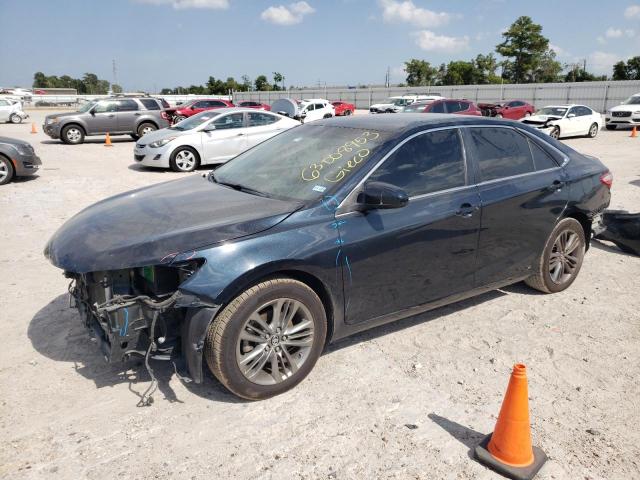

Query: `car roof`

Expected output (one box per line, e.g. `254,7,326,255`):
313,113,523,132
199,107,278,115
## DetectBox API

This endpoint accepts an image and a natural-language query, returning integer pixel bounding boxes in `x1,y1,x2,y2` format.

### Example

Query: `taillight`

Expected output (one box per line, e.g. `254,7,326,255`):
161,111,168,120
600,171,613,189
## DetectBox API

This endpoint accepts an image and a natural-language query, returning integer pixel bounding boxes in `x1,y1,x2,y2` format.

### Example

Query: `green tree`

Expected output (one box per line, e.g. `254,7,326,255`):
111,84,123,93
241,75,252,91
627,56,640,80
82,73,99,93
404,59,437,86
533,49,562,82
441,61,476,85
474,54,501,84
496,16,549,83
33,72,47,88
273,72,284,91
254,75,270,91
613,61,629,80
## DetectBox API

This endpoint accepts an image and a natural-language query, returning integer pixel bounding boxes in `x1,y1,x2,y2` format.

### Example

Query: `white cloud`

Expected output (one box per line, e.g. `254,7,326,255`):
135,0,229,9
624,5,640,19
379,0,451,28
625,29,636,37
549,43,568,57
597,35,606,45
588,51,623,75
261,1,315,25
606,27,623,38
413,30,469,52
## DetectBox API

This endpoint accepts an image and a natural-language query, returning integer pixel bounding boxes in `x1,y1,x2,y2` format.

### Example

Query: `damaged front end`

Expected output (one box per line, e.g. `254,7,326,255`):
65,259,218,403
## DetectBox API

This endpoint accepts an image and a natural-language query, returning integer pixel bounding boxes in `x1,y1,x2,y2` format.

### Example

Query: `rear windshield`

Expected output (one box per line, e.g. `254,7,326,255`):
212,125,391,202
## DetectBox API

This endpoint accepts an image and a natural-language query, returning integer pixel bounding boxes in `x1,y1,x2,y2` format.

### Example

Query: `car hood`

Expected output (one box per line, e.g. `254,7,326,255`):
45,175,301,273
0,136,31,149
44,111,81,121
523,114,562,123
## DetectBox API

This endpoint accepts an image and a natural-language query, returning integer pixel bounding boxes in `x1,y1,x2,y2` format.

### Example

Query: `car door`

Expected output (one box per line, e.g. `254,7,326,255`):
245,112,286,147
465,126,569,286
88,100,118,134
563,107,583,136
575,106,595,135
337,128,481,324
201,112,247,163
115,99,140,132
0,99,10,121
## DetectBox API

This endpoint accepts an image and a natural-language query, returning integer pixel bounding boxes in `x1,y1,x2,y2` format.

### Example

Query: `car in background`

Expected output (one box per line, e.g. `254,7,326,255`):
422,99,483,116
479,100,535,119
0,88,32,102
166,99,235,124
369,94,443,113
521,105,602,139
133,108,300,172
331,101,355,116
0,137,41,185
43,96,170,144
0,98,29,123
605,93,640,130
238,101,271,111
46,114,612,400
297,99,334,122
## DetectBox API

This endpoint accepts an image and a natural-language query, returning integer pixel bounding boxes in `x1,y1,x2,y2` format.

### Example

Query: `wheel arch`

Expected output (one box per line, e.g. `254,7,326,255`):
137,119,159,131
61,122,87,135
561,209,591,251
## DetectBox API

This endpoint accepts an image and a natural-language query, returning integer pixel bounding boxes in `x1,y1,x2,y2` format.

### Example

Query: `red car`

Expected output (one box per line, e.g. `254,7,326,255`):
166,98,235,123
238,101,271,111
478,100,535,120
419,99,482,116
331,101,355,116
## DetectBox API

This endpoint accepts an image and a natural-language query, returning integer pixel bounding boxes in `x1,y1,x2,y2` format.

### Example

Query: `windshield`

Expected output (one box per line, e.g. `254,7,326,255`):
621,95,640,105
535,107,567,117
77,101,96,113
390,98,411,106
212,125,392,202
171,111,220,131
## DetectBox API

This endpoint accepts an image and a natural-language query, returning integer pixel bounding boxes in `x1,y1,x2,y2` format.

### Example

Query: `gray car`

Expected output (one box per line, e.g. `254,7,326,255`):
43,96,170,144
0,136,41,185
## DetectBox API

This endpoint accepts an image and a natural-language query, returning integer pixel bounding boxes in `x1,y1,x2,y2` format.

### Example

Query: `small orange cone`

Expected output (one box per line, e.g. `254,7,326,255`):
631,126,637,138
475,364,547,480
104,132,113,147
30,123,37,134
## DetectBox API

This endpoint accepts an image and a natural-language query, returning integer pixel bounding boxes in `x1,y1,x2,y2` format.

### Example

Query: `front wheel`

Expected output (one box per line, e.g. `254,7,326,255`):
61,125,84,144
550,126,560,140
9,113,23,124
169,146,199,172
587,123,599,138
204,278,327,400
173,115,186,124
525,218,586,294
0,155,15,185
344,109,352,116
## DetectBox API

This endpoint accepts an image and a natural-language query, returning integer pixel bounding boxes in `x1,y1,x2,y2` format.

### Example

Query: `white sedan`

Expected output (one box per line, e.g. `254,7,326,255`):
521,104,602,139
0,98,29,123
134,108,300,172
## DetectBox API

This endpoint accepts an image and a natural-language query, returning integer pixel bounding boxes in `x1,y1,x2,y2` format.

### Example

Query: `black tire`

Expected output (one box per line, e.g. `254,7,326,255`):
587,122,599,138
137,122,157,137
605,124,616,131
61,124,85,144
323,113,332,119
344,109,352,116
169,146,200,172
173,115,187,124
204,278,327,400
0,155,15,185
550,126,560,140
130,133,140,141
9,113,22,124
525,218,586,294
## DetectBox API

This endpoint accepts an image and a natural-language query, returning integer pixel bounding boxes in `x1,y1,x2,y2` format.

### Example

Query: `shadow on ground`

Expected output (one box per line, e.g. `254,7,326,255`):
428,413,487,460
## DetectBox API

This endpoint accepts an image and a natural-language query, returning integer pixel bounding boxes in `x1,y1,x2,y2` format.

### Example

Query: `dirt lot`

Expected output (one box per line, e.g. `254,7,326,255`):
1,110,639,480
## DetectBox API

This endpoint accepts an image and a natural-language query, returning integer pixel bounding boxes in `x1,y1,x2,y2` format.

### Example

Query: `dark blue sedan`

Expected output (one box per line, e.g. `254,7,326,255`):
45,114,612,400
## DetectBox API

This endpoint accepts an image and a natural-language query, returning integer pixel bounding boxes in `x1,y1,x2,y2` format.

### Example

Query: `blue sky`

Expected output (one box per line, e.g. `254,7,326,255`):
1,0,639,91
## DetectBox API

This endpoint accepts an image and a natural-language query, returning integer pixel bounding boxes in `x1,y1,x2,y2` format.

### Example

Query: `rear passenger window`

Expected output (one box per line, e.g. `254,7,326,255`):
210,101,226,107
529,140,558,170
430,102,445,113
468,127,534,181
368,129,466,196
248,112,278,126
117,99,139,111
140,99,160,110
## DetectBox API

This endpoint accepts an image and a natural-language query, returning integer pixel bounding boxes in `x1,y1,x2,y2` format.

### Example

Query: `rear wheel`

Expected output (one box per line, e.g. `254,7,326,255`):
61,125,84,144
204,278,327,400
525,218,586,293
344,109,352,116
0,155,15,185
495,113,503,118
137,122,156,137
169,146,200,172
587,122,599,138
173,115,186,124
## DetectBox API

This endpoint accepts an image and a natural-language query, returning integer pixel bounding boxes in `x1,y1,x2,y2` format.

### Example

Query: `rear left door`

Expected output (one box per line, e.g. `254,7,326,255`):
116,99,141,132
245,112,286,147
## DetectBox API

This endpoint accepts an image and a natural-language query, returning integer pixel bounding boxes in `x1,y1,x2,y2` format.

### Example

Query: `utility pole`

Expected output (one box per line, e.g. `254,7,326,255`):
112,59,118,91
385,66,390,88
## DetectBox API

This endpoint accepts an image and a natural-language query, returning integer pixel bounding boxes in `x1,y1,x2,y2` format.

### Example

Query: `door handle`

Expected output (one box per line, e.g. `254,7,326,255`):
134,112,141,116
107,114,115,117
549,180,565,191
456,203,476,217
236,133,244,136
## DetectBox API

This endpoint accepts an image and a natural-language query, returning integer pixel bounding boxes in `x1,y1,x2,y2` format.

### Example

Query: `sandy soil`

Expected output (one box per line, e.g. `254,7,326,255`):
0,111,639,480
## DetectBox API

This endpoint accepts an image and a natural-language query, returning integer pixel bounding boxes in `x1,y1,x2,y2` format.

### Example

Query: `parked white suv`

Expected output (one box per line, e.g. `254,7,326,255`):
297,99,334,123
605,93,640,130
369,94,443,113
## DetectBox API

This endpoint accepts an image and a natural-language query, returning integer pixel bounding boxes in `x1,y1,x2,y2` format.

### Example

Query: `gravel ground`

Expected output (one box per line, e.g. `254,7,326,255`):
1,111,639,480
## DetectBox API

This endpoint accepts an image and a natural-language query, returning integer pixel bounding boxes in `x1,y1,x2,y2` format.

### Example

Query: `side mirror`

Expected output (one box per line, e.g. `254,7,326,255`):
357,181,408,211
204,124,216,131
568,113,576,118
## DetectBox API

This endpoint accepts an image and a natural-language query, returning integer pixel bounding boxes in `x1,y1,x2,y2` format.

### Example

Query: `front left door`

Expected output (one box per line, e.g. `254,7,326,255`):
338,128,481,324
0,99,11,121
201,112,247,163
87,100,118,134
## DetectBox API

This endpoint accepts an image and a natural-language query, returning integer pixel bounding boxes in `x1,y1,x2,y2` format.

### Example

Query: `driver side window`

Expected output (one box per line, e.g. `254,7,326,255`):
93,101,117,113
212,113,244,130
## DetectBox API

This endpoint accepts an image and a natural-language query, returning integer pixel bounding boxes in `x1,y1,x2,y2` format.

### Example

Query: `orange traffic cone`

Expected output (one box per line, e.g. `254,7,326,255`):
104,132,113,147
475,364,547,480
30,123,37,134
631,126,637,138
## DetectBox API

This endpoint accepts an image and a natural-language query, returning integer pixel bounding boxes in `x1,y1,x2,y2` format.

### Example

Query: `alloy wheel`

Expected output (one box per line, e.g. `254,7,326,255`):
550,127,560,139
235,298,315,385
549,230,582,285
141,126,154,135
0,161,8,183
66,128,81,142
174,150,196,171
589,124,598,137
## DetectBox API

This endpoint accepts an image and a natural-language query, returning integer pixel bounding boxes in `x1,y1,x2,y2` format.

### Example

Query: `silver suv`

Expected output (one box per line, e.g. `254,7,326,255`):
43,96,171,144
